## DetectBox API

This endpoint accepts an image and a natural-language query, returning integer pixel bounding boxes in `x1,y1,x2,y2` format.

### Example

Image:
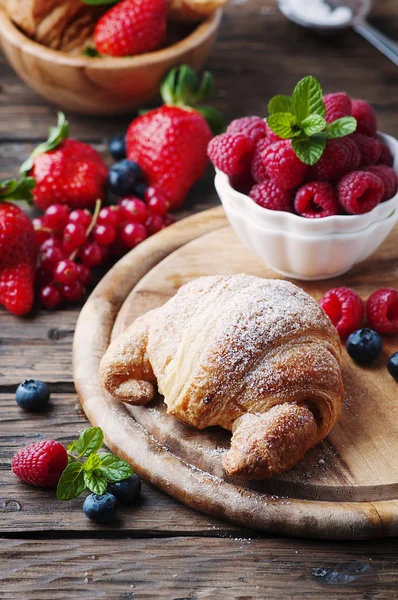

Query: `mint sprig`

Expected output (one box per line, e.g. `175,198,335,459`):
57,426,133,501
266,76,357,165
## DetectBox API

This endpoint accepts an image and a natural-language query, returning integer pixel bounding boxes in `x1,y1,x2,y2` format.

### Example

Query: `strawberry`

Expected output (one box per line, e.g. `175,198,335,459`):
0,178,37,316
94,0,167,57
126,66,222,209
21,113,108,211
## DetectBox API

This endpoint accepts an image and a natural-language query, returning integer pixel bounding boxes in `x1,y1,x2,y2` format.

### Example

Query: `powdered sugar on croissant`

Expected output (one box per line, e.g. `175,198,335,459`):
100,274,344,480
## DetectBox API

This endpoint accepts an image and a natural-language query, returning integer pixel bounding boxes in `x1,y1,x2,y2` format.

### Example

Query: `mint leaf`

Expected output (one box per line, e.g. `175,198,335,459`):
83,471,108,495
56,463,85,501
98,452,133,483
292,134,327,166
73,427,104,458
291,76,325,123
267,113,301,139
0,177,35,205
20,113,69,174
301,114,327,137
327,116,357,139
268,95,292,115
83,453,102,472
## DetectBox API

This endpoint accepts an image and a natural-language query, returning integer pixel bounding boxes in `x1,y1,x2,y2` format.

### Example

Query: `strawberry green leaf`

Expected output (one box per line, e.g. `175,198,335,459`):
292,134,327,166
268,95,292,116
161,65,215,108
73,427,104,458
56,463,85,501
291,76,325,123
20,112,69,174
195,105,225,135
0,177,35,205
83,471,108,495
196,71,213,103
82,0,119,4
82,47,101,57
301,114,327,137
83,453,103,472
327,116,357,139
267,113,301,139
98,452,133,482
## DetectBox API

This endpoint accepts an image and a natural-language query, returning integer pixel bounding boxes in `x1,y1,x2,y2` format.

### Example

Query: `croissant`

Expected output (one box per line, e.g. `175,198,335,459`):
100,274,344,480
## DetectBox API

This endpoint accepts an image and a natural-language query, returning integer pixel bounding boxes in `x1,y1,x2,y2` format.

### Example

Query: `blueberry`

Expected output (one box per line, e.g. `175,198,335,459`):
108,159,143,197
133,181,148,200
346,328,383,365
83,492,117,523
387,352,398,381
108,474,141,504
108,135,126,161
15,379,50,412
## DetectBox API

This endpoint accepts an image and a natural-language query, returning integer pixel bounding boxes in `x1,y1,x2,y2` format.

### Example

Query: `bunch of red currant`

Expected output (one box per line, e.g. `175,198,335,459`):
33,189,175,310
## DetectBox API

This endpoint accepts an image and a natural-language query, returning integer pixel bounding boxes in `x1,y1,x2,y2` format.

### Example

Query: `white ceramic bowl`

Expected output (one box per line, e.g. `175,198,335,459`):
215,132,398,280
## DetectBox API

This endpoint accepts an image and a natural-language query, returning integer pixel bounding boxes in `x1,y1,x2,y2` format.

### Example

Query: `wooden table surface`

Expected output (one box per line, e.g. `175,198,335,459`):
2,1,398,598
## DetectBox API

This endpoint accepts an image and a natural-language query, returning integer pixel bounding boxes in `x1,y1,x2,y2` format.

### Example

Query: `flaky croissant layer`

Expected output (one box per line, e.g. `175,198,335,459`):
100,274,344,480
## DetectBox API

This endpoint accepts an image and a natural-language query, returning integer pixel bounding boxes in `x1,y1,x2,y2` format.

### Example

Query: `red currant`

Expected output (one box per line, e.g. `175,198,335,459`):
99,245,111,263
61,281,85,303
39,284,62,310
40,238,64,253
40,247,66,274
163,213,176,227
145,214,165,235
76,264,92,286
44,204,70,230
36,267,53,287
54,259,79,285
68,209,92,229
94,224,117,246
98,206,122,227
120,197,148,224
120,223,148,249
63,223,87,253
80,241,103,267
144,187,169,216
33,217,51,245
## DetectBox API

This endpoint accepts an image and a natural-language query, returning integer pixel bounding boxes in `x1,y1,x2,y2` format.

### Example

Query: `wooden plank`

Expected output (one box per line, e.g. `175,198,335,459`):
1,536,398,599
0,393,242,534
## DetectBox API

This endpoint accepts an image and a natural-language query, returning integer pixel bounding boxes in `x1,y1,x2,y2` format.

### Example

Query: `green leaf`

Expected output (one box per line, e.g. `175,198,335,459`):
83,453,102,472
161,65,215,107
83,471,108,495
82,0,119,4
20,112,69,174
266,113,301,139
291,76,325,123
195,105,225,135
268,95,292,115
301,114,327,137
73,427,104,458
56,463,85,501
327,116,357,139
0,177,35,205
196,71,213,103
292,134,327,166
82,47,101,57
98,452,133,483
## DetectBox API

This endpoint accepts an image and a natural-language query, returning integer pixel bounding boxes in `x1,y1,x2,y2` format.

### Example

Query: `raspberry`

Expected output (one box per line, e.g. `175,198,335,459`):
367,288,398,335
319,288,365,338
351,132,381,166
366,165,398,201
12,440,67,487
323,93,352,124
294,182,339,218
230,172,255,194
378,143,394,167
312,137,360,182
265,122,282,144
227,116,267,143
352,99,377,137
249,180,293,212
208,133,255,177
338,171,384,215
250,138,271,183
263,140,307,190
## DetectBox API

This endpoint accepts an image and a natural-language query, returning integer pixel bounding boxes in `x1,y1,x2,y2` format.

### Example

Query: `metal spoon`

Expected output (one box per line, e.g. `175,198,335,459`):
278,0,398,67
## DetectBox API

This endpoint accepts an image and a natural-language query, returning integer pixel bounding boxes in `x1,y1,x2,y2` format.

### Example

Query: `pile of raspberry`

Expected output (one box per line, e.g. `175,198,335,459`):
34,191,174,310
208,94,398,218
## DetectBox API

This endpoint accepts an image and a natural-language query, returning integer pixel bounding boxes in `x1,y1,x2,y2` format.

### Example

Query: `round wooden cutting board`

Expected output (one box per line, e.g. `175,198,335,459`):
74,206,398,540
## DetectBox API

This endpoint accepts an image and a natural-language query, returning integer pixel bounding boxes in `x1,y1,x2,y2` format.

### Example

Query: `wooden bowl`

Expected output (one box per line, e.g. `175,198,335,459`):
0,8,222,115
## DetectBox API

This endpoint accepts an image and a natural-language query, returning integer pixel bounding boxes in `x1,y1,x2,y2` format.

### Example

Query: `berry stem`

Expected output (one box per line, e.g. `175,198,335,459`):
68,199,102,261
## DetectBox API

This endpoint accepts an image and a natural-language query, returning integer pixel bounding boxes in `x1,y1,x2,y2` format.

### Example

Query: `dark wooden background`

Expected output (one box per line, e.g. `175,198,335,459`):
2,1,398,598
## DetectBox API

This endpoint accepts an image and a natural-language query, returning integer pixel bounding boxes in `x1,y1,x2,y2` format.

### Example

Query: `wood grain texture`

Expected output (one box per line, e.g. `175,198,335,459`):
2,537,398,600
74,207,398,539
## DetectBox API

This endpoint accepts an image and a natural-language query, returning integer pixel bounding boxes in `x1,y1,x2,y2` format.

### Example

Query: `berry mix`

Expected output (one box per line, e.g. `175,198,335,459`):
208,76,398,218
